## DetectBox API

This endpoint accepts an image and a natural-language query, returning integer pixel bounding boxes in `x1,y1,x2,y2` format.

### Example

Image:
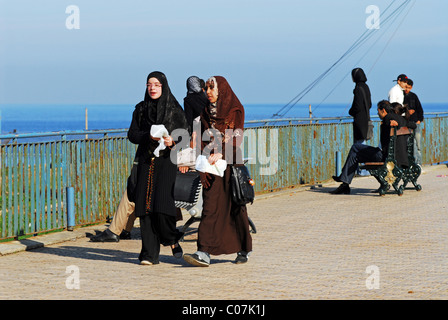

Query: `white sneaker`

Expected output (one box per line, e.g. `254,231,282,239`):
140,260,153,266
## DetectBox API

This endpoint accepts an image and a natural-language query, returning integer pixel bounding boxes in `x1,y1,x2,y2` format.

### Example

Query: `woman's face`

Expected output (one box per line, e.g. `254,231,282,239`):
147,77,162,100
206,84,218,103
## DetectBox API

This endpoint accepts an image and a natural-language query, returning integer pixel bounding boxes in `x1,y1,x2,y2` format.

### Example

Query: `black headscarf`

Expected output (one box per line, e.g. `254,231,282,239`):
143,71,189,134
352,67,367,83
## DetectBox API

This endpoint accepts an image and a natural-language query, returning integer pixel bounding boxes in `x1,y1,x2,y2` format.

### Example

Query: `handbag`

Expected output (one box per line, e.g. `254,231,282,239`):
230,165,255,206
174,171,202,208
126,156,139,203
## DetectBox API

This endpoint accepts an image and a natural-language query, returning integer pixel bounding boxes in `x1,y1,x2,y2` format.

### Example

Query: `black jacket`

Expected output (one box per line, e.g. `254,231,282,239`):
184,91,209,132
349,68,372,141
404,91,424,123
380,112,416,167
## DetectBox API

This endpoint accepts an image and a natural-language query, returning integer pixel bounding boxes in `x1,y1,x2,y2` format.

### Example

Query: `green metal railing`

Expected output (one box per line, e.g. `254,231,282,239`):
1,114,447,240
0,130,136,240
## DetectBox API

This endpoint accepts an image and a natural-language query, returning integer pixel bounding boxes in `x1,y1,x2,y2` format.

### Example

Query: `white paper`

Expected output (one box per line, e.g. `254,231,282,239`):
195,155,227,177
150,124,169,157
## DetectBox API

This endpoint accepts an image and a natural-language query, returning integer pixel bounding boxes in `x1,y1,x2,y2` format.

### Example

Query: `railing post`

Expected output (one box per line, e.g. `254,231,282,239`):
335,151,342,177
67,187,75,231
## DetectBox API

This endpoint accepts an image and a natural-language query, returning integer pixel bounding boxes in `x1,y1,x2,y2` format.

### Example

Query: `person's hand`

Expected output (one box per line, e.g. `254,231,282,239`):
409,109,415,115
178,166,189,173
163,135,174,147
390,120,399,127
208,153,223,165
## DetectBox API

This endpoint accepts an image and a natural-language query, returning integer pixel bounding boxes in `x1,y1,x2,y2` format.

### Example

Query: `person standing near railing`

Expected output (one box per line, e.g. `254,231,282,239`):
349,67,372,145
128,71,189,266
404,78,424,165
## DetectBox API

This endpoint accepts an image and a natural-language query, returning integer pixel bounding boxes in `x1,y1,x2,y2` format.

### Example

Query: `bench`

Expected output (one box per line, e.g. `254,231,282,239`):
401,129,422,192
360,126,421,196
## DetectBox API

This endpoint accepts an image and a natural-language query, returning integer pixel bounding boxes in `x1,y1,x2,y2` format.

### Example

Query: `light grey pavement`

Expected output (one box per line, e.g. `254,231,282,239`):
0,164,447,300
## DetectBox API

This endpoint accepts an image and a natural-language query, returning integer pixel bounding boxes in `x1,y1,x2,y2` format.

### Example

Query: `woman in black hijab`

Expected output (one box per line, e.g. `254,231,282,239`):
349,67,372,143
183,76,209,131
128,71,189,265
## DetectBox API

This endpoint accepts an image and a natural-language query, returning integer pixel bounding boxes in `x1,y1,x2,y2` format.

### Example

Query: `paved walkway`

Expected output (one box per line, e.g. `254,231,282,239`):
1,164,447,300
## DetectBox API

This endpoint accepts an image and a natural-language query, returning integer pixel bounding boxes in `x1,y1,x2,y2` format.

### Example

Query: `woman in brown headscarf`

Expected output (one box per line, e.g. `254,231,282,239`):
183,76,253,267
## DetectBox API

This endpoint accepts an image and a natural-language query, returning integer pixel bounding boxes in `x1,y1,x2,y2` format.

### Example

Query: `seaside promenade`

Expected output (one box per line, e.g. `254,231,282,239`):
0,163,447,301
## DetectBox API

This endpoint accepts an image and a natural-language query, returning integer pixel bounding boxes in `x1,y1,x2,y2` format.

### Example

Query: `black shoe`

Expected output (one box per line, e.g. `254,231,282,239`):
332,175,342,182
90,229,119,242
171,243,183,259
119,230,131,240
235,251,249,264
330,183,351,194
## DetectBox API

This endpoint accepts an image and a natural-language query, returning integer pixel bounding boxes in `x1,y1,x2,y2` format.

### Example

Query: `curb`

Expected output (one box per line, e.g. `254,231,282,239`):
0,225,108,256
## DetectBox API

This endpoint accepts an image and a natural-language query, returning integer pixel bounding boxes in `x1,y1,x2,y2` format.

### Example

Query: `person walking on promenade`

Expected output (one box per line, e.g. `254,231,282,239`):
404,78,424,165
184,76,209,133
128,71,189,265
349,67,372,144
331,100,415,194
183,76,253,267
90,190,136,242
388,74,408,104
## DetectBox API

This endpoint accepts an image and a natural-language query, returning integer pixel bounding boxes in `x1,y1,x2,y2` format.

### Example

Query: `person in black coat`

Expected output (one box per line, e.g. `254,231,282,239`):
128,71,189,265
183,76,209,132
349,68,372,143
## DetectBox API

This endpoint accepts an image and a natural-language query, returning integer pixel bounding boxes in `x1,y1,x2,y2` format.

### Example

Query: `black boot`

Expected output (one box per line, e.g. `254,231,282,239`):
90,229,119,242
330,183,351,194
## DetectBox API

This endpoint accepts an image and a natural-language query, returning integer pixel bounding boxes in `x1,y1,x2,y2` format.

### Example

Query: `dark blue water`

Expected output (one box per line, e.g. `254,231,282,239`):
1,103,447,134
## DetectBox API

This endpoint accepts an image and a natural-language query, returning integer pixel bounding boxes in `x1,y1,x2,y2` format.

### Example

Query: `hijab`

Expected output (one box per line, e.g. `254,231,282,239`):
186,76,203,94
352,67,367,83
201,76,245,134
142,71,188,134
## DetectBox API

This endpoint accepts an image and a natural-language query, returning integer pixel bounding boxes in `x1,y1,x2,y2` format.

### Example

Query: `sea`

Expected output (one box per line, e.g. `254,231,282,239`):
0,103,447,135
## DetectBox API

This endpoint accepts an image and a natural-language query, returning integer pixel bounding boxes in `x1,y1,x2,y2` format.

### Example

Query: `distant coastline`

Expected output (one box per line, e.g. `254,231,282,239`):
1,103,447,134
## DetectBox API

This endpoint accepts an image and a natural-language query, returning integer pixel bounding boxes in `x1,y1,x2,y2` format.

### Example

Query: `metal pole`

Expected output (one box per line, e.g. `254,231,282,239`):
67,187,75,231
85,107,88,140
309,104,312,124
336,151,342,177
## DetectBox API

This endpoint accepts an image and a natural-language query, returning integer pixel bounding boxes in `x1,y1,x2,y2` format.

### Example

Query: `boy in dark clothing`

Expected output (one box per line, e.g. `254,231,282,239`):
331,100,412,194
404,79,424,164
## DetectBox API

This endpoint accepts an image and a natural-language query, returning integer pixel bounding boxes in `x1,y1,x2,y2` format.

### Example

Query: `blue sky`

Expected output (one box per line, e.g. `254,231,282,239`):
0,0,447,110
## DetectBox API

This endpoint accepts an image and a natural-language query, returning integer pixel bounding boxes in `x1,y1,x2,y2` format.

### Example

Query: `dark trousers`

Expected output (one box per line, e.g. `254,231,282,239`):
139,213,182,263
340,143,383,185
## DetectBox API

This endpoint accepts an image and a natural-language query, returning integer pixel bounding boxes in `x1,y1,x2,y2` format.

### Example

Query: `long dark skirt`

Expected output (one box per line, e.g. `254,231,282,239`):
139,212,183,263
197,166,252,255
134,154,181,263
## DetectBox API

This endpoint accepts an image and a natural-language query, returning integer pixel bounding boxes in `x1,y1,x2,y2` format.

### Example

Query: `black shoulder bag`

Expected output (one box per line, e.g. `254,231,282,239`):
230,165,255,206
